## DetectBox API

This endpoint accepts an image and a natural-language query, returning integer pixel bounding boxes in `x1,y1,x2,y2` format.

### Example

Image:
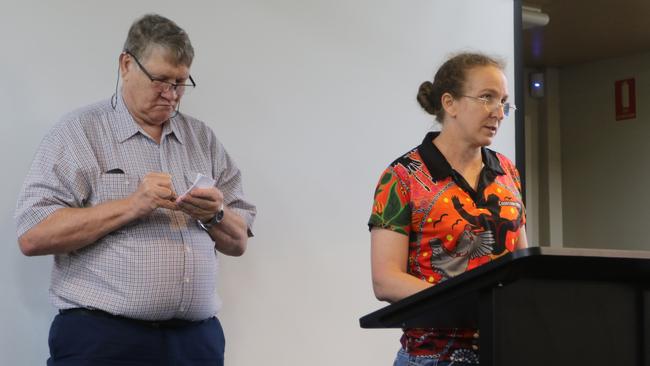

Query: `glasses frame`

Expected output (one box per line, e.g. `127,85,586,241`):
124,50,196,95
461,95,516,117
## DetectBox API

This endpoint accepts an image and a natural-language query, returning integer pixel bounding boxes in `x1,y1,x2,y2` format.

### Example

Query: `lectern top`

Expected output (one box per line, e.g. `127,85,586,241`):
360,246,650,329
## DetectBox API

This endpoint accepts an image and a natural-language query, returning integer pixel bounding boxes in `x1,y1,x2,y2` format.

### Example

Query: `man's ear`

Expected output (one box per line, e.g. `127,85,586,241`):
119,52,130,80
441,92,458,118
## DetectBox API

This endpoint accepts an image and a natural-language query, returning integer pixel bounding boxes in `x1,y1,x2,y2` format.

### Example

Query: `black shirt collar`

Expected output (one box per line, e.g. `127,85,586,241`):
417,131,505,181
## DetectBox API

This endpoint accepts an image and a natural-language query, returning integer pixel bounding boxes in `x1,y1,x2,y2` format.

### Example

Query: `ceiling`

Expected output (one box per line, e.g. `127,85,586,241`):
523,0,650,67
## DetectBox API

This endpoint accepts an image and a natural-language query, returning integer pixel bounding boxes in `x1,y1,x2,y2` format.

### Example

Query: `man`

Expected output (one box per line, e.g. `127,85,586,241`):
15,14,256,366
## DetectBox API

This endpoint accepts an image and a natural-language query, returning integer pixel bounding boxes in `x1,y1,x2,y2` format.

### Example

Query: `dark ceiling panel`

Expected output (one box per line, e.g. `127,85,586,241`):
523,0,650,67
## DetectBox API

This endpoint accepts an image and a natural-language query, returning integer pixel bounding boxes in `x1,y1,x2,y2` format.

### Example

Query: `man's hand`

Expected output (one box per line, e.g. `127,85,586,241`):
129,172,178,218
176,186,248,256
175,186,224,223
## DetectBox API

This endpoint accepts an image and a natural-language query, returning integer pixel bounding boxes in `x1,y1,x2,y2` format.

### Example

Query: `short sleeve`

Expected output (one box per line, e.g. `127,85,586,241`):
368,166,411,236
210,132,257,236
496,153,526,228
510,165,526,227
15,130,91,238
506,159,523,194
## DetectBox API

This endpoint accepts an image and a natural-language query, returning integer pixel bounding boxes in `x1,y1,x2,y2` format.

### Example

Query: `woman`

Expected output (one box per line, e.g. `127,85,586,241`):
368,52,528,366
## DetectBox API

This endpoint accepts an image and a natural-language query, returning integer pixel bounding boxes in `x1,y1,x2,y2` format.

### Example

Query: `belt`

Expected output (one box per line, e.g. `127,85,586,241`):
59,308,209,329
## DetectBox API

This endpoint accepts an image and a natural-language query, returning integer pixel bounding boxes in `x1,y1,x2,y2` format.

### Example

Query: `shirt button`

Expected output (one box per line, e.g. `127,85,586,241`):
179,307,185,312
185,246,192,253
184,277,190,283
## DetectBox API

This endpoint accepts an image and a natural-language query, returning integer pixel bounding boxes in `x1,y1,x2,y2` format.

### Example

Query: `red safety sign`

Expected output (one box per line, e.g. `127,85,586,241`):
615,78,636,121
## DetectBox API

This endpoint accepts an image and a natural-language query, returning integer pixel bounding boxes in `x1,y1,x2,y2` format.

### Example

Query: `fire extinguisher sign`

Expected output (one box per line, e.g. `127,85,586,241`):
615,78,636,121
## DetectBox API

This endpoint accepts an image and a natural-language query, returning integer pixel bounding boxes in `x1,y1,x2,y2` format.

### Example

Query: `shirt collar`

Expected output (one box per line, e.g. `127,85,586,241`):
110,93,184,144
416,131,505,181
164,116,185,144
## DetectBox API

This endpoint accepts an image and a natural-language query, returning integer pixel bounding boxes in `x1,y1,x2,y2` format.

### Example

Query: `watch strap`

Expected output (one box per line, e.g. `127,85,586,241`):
198,203,225,231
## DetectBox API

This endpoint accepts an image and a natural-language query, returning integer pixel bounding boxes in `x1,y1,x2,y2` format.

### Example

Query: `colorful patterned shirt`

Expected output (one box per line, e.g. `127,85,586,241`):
368,131,525,362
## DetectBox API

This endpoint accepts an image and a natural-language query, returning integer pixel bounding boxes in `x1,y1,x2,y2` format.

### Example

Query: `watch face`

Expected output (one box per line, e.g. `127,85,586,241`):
215,209,225,223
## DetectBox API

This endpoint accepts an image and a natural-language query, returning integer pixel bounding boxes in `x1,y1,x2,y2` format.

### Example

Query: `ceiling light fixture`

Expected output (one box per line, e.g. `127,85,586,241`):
522,5,550,29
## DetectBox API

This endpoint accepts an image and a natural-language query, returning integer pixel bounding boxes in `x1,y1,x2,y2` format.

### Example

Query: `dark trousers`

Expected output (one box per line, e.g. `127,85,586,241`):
47,310,225,366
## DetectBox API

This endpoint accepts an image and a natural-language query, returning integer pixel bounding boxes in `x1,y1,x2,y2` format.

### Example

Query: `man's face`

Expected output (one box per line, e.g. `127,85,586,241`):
120,46,191,128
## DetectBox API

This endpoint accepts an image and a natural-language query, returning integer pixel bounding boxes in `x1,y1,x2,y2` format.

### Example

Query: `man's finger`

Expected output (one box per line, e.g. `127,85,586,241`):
177,201,200,215
187,187,219,200
180,195,219,213
154,186,176,200
158,199,179,211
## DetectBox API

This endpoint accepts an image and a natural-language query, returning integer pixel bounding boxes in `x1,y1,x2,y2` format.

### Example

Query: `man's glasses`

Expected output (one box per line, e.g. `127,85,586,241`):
461,95,516,117
125,50,196,96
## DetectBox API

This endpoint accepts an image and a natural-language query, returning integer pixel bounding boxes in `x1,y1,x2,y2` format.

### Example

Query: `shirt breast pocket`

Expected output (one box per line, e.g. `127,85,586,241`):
93,173,137,204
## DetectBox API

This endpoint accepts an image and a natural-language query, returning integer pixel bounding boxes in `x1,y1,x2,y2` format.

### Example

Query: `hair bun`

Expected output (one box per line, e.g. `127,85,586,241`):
417,81,437,116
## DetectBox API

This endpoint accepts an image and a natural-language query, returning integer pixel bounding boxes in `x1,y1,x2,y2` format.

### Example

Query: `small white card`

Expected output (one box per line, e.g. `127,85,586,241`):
178,173,215,200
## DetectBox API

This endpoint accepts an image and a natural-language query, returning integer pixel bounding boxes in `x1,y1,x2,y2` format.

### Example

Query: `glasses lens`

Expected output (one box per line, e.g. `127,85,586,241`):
178,85,191,96
151,81,193,96
151,80,170,93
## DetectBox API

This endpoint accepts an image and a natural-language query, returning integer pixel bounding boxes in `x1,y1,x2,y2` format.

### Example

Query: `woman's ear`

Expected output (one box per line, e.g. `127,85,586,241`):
441,92,458,118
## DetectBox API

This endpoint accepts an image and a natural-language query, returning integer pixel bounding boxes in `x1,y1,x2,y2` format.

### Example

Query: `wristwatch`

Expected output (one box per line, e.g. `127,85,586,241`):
198,203,225,231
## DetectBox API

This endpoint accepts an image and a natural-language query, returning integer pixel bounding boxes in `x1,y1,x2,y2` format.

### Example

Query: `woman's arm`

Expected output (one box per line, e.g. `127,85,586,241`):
371,228,432,303
516,225,529,250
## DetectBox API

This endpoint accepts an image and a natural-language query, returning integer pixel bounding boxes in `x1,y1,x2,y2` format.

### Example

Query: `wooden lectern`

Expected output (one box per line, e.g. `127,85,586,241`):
360,247,650,366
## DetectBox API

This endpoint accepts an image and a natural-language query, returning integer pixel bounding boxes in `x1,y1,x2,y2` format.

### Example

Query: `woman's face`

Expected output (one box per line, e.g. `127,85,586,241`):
447,65,509,147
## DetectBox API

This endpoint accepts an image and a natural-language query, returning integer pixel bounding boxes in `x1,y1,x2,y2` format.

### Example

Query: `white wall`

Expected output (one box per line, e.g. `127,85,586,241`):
560,51,650,250
0,0,515,364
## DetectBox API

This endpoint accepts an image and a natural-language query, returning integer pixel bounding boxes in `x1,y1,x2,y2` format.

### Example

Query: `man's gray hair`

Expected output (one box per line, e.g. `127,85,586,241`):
123,14,194,66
